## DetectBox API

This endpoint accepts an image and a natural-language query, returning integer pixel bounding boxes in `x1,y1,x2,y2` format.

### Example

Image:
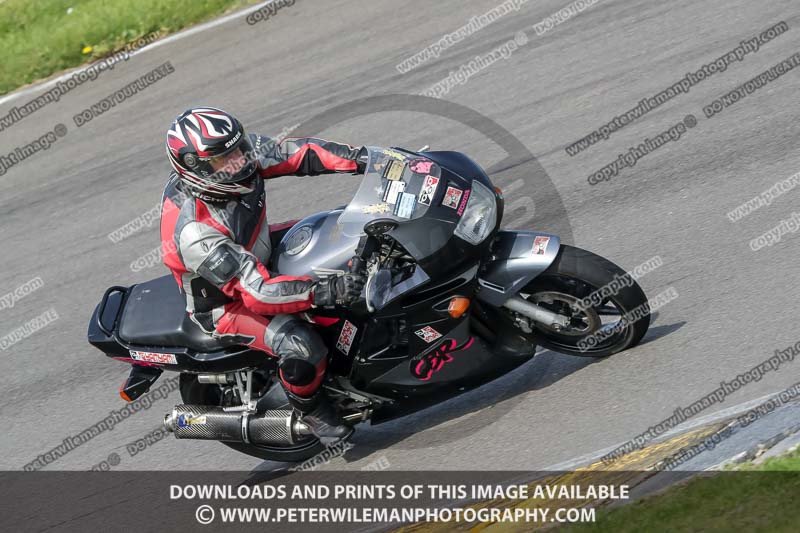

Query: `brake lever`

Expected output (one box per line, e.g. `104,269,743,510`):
362,257,380,313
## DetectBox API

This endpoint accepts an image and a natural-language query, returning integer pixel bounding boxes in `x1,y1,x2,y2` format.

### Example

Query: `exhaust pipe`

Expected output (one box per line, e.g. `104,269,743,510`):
163,404,312,446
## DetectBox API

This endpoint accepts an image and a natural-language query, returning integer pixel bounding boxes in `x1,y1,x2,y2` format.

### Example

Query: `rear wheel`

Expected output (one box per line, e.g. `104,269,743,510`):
179,373,324,463
510,245,650,357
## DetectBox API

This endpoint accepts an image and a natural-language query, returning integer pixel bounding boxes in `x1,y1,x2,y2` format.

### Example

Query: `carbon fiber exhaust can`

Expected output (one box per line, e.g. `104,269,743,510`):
163,404,299,445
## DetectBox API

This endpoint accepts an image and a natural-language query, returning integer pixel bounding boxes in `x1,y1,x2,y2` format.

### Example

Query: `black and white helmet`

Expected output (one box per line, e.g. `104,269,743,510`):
166,107,258,200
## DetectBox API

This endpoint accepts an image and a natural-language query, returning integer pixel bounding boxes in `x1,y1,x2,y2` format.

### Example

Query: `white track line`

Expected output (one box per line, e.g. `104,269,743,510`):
0,1,281,107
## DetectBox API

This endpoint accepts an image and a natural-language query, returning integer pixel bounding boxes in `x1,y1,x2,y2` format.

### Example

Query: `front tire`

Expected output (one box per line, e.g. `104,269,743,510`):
514,245,650,357
179,373,324,463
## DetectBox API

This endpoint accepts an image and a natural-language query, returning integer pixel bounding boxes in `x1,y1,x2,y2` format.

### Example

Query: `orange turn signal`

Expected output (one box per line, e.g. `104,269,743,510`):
448,297,471,318
119,389,133,402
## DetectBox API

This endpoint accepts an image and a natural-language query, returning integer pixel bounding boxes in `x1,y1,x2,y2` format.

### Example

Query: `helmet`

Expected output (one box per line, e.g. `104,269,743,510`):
166,107,259,201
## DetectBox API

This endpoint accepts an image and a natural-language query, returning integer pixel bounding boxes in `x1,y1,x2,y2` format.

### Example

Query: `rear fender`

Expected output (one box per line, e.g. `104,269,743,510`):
477,231,560,306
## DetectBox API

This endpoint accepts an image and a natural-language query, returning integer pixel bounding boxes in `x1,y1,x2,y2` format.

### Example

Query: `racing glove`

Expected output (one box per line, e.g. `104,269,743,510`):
313,272,366,308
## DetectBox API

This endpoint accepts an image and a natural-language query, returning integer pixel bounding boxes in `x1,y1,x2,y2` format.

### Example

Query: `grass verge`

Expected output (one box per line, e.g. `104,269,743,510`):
563,447,800,532
0,0,263,95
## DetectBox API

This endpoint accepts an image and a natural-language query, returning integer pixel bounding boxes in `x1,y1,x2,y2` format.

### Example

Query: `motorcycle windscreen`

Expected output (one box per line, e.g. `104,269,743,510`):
338,147,442,229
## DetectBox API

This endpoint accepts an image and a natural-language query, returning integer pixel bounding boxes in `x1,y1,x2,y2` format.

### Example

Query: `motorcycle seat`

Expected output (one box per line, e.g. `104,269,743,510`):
116,221,301,353
117,275,238,353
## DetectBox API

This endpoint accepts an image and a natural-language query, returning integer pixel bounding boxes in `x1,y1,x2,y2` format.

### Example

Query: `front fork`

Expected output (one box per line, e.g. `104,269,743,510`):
501,296,570,330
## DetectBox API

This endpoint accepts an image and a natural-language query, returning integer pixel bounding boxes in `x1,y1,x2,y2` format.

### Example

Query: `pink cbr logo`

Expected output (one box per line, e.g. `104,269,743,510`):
412,338,475,380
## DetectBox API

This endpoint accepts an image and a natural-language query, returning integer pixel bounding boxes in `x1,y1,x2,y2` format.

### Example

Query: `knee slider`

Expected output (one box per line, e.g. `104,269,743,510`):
268,317,327,386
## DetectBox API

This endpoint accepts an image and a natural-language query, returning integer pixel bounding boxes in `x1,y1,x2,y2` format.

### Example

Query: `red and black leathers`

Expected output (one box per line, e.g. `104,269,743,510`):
160,134,360,396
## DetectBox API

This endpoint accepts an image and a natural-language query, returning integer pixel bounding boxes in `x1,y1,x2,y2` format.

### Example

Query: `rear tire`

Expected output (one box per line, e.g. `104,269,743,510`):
515,245,650,357
179,374,324,463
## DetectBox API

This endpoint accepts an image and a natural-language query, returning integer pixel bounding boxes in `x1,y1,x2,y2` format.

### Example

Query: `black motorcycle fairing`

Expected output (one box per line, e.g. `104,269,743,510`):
88,277,274,373
336,263,497,397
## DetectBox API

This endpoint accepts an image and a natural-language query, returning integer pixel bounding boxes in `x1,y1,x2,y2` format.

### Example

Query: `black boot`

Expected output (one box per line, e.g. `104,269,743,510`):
285,389,353,443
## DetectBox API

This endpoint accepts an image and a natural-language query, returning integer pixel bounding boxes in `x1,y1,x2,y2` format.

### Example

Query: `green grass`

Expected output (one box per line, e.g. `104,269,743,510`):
563,448,800,532
0,0,262,95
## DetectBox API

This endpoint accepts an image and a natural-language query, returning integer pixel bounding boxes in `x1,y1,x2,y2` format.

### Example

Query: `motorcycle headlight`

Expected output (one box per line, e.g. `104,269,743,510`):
454,181,497,245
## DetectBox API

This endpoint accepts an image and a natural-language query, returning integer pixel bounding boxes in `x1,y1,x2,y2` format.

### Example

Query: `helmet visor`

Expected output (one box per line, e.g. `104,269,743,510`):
206,147,248,174
198,135,257,185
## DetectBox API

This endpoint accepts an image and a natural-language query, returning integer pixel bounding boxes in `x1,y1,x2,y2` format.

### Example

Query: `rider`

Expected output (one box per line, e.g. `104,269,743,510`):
160,106,366,442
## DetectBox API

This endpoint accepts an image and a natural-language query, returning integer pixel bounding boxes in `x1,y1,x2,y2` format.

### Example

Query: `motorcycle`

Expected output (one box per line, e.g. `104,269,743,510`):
88,146,651,462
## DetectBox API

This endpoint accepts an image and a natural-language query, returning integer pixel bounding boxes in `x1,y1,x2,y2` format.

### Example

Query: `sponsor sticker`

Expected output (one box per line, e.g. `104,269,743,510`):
177,413,207,428
383,180,406,204
336,320,358,355
394,192,417,219
129,350,177,365
418,175,439,206
362,203,391,214
409,159,435,174
414,325,443,343
532,236,550,255
381,148,406,160
457,189,471,216
442,186,463,209
383,159,406,181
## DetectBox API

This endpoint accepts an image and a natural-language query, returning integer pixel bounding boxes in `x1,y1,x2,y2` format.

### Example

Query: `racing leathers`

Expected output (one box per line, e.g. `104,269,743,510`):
160,135,361,403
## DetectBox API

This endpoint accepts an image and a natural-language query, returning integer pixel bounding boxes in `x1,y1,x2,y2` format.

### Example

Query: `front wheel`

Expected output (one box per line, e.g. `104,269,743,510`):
511,245,650,357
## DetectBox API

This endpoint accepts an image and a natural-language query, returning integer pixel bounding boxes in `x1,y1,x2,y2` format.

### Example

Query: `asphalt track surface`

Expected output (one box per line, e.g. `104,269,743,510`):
1,0,800,472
